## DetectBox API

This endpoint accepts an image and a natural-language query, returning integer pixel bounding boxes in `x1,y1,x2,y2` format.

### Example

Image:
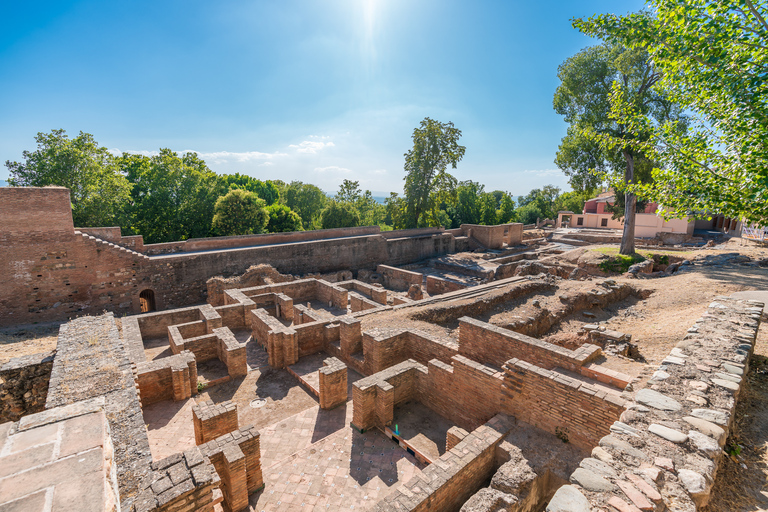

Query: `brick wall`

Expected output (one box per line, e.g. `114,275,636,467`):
0,351,54,423
136,351,197,406
376,264,423,291
375,414,514,512
458,317,601,372
501,358,626,450
425,275,467,295
192,400,239,445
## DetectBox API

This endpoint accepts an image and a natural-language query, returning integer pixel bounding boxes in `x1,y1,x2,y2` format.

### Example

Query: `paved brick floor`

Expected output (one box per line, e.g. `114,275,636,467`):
143,398,197,461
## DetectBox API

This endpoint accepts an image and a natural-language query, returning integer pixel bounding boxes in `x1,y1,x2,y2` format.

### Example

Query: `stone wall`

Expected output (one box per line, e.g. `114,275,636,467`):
0,398,121,512
45,314,153,511
376,264,423,291
426,274,468,295
558,297,764,511
0,350,54,423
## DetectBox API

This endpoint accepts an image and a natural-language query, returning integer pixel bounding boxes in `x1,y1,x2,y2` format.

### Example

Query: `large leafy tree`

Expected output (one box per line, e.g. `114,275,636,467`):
517,185,562,220
403,118,465,227
119,150,227,243
574,1,768,225
211,189,269,236
455,181,484,225
6,129,131,227
320,201,360,229
222,173,280,205
282,181,328,230
553,43,684,254
266,203,303,233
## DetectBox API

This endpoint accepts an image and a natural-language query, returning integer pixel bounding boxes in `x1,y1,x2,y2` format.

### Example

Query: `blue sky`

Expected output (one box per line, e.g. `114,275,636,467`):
0,0,644,196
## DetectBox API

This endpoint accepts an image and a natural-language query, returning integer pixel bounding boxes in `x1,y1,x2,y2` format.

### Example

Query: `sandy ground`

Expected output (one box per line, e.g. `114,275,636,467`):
0,322,61,365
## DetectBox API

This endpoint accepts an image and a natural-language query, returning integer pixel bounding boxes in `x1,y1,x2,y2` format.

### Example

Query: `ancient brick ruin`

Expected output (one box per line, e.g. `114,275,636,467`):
0,186,765,512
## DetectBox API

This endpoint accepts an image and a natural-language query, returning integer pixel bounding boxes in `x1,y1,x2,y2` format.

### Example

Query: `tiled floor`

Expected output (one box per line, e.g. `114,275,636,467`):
143,337,172,361
143,398,196,461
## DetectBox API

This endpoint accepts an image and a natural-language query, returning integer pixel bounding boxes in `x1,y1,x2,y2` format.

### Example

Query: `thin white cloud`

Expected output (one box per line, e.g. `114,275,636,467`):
370,169,387,175
181,150,287,163
108,148,286,162
290,140,335,154
108,148,160,157
314,166,351,174
523,169,562,177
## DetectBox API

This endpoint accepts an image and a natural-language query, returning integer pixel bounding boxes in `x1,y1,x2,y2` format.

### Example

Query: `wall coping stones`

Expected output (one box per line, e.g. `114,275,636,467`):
558,297,763,510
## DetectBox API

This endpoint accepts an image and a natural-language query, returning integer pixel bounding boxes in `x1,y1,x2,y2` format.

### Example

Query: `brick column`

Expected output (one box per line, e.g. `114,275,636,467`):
445,426,469,452
319,357,347,409
339,316,362,355
192,400,239,445
221,445,248,512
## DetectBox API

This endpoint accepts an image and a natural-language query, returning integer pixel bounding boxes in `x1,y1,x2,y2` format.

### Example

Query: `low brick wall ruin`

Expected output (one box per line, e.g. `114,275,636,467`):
136,351,198,407
374,414,515,512
556,297,764,511
192,400,238,445
200,426,263,511
502,358,626,450
0,350,54,423
319,357,347,409
425,274,468,295
377,264,423,291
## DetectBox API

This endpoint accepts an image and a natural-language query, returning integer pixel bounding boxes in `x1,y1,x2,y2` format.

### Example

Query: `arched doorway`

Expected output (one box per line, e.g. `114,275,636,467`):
139,289,156,313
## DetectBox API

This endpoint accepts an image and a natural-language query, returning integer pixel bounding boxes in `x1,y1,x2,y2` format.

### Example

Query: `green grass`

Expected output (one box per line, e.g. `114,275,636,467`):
590,246,697,259
598,253,646,273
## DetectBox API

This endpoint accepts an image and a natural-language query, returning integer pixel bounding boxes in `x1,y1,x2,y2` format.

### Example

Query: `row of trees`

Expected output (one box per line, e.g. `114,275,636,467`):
6,127,590,244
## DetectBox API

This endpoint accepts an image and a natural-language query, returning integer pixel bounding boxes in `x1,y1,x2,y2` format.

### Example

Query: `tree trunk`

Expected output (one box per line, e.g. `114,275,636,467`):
620,150,636,255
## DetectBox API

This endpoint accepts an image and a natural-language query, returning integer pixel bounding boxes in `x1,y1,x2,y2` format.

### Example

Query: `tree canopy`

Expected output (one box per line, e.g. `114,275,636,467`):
266,203,303,233
211,188,269,236
573,0,768,225
6,129,131,227
553,42,684,254
403,118,465,228
283,181,328,230
320,201,360,229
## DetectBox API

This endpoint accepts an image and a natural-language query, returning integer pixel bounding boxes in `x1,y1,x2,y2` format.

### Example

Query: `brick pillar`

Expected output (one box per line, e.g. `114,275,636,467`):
221,445,248,512
339,316,362,355
319,357,347,409
375,383,394,429
446,426,469,452
192,400,239,445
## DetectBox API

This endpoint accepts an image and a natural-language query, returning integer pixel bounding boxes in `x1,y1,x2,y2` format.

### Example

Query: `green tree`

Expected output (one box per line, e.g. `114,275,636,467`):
384,193,408,229
403,118,465,227
497,193,516,223
266,203,303,233
480,193,498,225
211,189,269,236
283,181,328,230
553,189,594,215
320,201,360,229
335,179,362,203
119,150,227,243
6,129,131,227
516,203,544,225
455,181,484,225
517,185,561,220
574,1,768,225
222,173,280,205
553,42,684,254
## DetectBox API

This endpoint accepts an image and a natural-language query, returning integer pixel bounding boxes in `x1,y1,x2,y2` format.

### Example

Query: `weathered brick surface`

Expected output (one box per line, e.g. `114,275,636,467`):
0,351,55,423
136,351,197,406
319,357,347,409
133,446,219,512
199,426,263,511
192,400,238,445
502,358,626,450
459,317,601,372
374,414,515,512
425,274,468,295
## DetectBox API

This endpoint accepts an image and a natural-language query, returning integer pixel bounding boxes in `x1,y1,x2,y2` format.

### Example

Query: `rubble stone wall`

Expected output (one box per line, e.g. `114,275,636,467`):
0,350,54,423
558,297,764,511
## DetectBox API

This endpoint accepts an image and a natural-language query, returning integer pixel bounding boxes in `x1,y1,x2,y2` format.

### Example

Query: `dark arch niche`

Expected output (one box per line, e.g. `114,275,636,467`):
139,289,156,313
